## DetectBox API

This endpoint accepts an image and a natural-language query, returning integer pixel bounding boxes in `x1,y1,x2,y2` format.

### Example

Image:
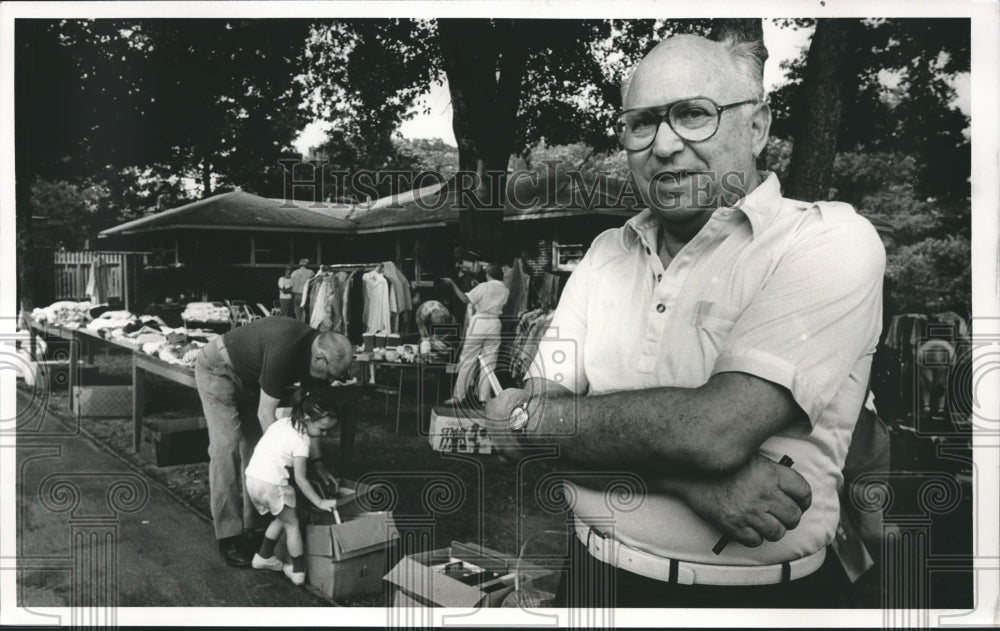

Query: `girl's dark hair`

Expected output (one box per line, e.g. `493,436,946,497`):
289,387,339,434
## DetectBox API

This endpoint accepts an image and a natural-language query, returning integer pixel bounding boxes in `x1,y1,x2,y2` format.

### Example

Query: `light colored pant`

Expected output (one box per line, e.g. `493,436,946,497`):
194,338,263,540
452,315,502,402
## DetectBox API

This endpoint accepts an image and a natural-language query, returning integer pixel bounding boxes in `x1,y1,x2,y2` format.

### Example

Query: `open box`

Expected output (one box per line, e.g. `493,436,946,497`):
385,541,555,608
274,481,399,601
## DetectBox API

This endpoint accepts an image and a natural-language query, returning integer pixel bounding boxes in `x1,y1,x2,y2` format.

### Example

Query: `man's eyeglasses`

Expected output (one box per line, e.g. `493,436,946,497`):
614,97,758,151
315,354,348,382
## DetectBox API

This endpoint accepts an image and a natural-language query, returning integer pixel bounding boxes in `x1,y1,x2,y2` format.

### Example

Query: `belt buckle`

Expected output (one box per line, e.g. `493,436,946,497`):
587,526,612,564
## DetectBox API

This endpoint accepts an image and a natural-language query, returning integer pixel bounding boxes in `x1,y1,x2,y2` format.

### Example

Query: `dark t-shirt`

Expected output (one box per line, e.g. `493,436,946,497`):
223,316,319,399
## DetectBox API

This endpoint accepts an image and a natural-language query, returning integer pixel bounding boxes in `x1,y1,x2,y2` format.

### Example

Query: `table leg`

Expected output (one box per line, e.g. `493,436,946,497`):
132,362,145,453
395,366,404,434
69,333,79,410
339,403,355,475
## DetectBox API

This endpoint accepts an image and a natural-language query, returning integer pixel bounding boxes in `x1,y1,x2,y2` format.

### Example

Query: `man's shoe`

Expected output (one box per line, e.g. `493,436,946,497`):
283,564,306,586
251,553,284,571
218,536,253,568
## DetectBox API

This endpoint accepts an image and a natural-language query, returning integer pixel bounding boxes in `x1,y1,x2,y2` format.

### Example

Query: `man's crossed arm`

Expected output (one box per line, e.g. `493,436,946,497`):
484,371,813,548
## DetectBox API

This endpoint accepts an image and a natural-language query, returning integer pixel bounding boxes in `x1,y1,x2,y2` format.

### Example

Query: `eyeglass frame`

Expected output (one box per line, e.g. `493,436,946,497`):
615,97,760,151
314,353,349,382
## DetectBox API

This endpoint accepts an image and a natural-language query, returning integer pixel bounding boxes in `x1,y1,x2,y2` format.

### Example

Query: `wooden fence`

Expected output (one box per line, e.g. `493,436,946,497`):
53,251,145,310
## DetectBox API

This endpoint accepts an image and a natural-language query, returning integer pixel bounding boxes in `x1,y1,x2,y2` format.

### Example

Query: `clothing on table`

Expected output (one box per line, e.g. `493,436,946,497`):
530,173,885,570
502,257,531,318
245,416,311,486
362,268,391,335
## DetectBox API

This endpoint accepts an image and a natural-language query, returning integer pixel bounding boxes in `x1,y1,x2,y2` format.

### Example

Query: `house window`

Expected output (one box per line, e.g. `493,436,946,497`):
552,241,586,272
252,234,292,265
149,238,180,267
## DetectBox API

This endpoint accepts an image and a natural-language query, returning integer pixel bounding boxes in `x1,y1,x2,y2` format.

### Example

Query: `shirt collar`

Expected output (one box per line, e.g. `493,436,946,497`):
624,171,783,246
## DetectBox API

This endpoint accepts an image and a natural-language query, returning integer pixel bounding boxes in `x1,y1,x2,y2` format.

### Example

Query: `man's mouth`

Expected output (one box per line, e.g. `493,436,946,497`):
655,170,703,186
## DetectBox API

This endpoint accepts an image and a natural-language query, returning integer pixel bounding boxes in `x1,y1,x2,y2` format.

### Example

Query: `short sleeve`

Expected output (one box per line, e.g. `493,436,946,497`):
712,211,886,423
467,282,487,307
528,238,600,394
291,431,311,459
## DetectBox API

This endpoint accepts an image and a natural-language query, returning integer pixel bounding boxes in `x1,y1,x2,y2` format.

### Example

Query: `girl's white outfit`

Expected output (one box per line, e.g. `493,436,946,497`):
245,417,310,515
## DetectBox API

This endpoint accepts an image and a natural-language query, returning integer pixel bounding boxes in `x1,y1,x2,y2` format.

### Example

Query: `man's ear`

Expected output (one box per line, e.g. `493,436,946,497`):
750,102,772,158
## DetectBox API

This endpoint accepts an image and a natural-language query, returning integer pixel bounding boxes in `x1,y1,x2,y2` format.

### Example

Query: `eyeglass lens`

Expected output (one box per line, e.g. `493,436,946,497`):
618,98,720,148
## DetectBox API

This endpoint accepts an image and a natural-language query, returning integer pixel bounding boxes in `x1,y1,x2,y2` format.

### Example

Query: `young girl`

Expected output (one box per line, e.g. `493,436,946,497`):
245,388,339,585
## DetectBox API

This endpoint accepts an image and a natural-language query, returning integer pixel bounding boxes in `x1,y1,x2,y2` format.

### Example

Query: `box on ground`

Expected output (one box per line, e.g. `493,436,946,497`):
72,374,132,417
274,481,399,602
428,407,493,454
139,416,209,466
28,360,99,390
385,541,556,608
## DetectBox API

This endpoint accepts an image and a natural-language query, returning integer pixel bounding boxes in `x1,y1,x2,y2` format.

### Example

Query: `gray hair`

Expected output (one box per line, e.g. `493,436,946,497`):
314,332,353,375
621,34,768,106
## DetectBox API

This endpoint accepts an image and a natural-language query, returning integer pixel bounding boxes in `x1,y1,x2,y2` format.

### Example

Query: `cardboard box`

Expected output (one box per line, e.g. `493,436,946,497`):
275,481,399,601
428,407,493,455
72,374,132,417
385,541,526,608
139,416,209,466
30,360,99,390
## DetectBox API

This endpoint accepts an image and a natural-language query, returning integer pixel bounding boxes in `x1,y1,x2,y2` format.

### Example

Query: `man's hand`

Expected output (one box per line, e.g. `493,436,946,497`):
655,454,812,548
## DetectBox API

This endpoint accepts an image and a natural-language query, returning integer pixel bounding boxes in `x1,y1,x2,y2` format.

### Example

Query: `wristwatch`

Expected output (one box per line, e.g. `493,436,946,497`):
508,397,532,436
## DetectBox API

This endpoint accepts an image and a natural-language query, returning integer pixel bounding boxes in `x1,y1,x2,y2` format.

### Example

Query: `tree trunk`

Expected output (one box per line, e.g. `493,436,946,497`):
201,157,213,198
784,19,861,201
437,19,531,261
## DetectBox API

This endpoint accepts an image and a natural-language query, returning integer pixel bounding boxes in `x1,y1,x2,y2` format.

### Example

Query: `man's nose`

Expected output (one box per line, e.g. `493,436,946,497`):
651,120,685,158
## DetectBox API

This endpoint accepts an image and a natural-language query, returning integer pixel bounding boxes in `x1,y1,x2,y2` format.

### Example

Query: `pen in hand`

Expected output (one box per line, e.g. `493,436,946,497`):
711,454,795,555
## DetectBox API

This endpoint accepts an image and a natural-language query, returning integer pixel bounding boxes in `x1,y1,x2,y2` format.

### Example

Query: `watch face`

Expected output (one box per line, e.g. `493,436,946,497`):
509,406,529,432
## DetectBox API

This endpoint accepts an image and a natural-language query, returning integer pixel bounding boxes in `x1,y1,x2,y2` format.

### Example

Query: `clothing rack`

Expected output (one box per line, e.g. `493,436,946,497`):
317,262,383,271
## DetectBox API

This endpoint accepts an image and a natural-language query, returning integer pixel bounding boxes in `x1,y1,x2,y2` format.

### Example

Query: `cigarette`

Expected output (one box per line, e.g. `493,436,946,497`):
478,356,503,396
711,455,795,554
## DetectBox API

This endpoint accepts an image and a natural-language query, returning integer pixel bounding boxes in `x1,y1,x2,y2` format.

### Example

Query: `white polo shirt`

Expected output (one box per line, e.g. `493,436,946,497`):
530,173,885,565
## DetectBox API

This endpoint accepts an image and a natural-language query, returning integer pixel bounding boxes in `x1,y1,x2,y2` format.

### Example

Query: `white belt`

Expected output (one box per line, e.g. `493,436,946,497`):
574,520,826,587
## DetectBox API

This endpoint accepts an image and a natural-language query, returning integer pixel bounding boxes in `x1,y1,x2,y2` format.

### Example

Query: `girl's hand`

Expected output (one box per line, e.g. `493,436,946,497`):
316,498,338,512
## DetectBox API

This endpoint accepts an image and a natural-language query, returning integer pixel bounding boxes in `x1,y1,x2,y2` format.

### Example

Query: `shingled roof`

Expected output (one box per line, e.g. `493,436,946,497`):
100,190,356,236
100,175,641,238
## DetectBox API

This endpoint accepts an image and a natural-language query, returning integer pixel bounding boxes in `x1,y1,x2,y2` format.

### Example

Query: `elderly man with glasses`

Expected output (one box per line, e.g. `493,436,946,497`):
195,316,353,567
486,33,885,607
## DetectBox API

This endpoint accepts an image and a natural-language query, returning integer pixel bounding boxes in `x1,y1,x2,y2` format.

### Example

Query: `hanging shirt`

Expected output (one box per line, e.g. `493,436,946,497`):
362,269,391,334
